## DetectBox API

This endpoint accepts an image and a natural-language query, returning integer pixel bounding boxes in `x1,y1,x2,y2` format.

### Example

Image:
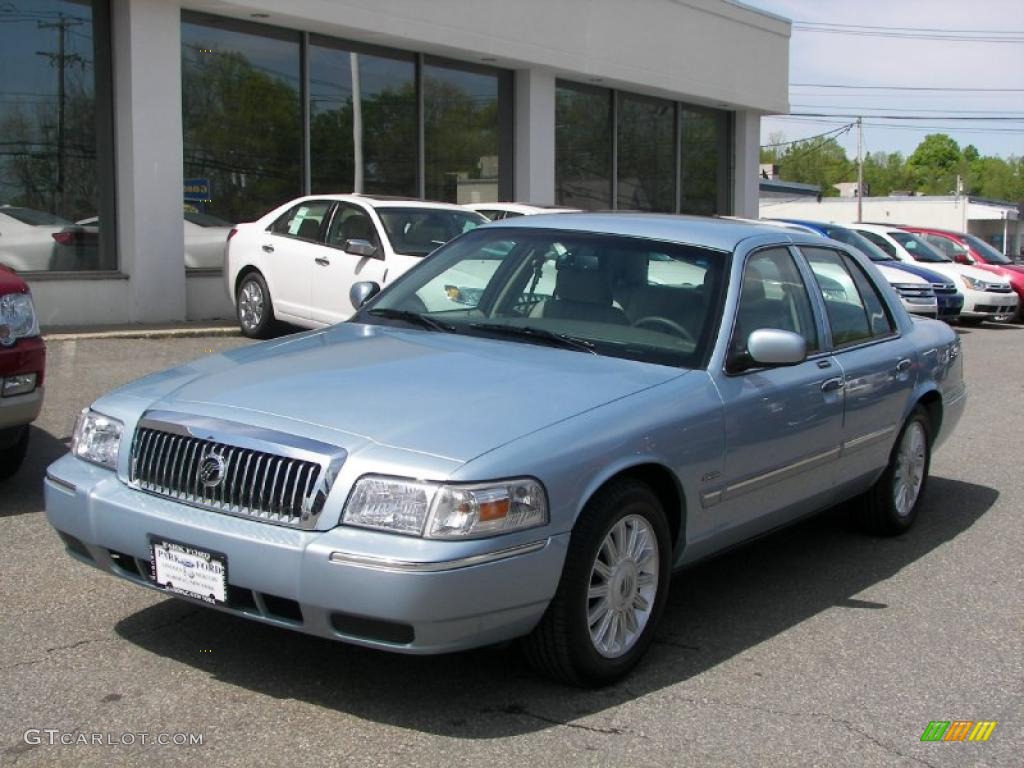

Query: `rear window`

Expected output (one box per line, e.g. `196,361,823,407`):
0,207,73,226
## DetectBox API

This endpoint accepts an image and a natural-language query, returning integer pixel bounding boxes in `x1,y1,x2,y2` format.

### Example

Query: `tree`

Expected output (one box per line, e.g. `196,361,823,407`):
906,134,962,195
775,136,852,197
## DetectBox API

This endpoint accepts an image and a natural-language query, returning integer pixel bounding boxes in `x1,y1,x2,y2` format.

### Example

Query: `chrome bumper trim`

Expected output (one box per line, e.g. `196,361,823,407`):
329,539,549,573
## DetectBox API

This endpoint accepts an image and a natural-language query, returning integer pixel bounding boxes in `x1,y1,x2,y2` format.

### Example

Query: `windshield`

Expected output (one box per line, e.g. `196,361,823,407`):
820,225,894,262
888,231,949,263
185,211,232,228
376,208,487,257
358,227,728,369
963,233,1013,265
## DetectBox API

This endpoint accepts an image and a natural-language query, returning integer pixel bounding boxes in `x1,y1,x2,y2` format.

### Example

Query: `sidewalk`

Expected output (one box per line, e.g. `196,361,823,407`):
42,321,239,341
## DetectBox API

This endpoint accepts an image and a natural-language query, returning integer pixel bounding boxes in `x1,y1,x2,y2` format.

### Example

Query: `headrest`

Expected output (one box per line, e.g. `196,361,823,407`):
556,267,613,305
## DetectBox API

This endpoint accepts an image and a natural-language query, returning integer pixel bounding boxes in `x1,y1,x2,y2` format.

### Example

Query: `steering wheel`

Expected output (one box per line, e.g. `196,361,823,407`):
632,316,695,344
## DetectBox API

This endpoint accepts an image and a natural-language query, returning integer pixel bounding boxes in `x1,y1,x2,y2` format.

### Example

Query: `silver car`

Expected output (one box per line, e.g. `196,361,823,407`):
46,214,965,686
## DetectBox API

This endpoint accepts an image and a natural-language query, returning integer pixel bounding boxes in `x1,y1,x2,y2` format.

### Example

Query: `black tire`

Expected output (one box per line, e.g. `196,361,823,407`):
0,425,30,481
857,406,932,536
236,272,276,339
522,480,672,687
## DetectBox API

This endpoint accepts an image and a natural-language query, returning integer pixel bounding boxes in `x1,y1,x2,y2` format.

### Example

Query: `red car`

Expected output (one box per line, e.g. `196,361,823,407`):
0,265,45,478
901,225,1024,321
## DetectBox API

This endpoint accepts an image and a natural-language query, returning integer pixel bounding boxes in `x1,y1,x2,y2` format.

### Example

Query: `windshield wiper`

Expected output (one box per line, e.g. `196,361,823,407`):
368,307,456,333
468,322,597,354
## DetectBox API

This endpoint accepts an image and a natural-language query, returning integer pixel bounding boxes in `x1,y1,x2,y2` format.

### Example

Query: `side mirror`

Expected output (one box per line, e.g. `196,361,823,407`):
747,329,807,367
350,281,381,309
345,238,379,258
954,253,974,265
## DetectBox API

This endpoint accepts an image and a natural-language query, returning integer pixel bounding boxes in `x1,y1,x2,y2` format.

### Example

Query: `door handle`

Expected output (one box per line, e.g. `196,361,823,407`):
314,256,330,266
262,244,274,253
820,376,845,393
895,358,912,374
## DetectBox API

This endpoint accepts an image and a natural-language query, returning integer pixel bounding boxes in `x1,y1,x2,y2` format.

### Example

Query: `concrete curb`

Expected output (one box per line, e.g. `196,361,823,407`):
43,325,240,342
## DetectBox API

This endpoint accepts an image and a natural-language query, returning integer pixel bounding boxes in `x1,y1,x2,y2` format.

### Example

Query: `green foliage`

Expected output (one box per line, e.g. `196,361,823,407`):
765,131,1023,204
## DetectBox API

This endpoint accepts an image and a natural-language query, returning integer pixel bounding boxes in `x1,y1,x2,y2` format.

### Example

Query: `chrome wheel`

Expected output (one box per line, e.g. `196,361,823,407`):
893,421,927,517
238,280,264,332
587,514,660,658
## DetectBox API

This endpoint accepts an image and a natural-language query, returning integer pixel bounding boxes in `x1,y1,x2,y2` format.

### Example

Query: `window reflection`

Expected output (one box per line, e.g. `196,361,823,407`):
555,83,612,210
423,63,502,204
181,15,301,226
309,42,416,197
0,0,115,272
617,93,675,212
680,108,727,216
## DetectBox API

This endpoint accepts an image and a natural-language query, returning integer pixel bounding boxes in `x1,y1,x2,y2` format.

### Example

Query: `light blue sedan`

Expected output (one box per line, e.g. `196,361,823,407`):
45,214,965,686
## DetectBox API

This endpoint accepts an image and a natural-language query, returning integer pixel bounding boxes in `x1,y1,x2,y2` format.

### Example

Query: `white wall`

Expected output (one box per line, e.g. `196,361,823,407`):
513,69,556,205
733,111,761,218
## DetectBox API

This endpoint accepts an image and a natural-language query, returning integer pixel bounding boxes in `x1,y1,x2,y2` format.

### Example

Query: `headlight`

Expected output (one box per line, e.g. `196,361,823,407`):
343,475,548,539
960,275,987,291
71,408,123,470
0,292,40,347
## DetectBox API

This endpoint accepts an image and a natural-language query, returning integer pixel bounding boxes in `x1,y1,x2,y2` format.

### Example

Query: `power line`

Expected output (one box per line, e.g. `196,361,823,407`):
760,123,854,149
791,84,1024,93
785,112,1024,122
790,23,1024,43
791,105,1024,116
791,22,1024,35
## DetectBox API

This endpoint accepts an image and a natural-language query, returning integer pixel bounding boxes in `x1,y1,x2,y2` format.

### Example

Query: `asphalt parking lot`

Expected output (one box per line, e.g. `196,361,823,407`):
1,325,1021,767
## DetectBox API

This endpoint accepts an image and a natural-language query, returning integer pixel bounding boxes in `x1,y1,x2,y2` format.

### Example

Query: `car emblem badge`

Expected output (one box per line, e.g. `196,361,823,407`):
198,451,227,489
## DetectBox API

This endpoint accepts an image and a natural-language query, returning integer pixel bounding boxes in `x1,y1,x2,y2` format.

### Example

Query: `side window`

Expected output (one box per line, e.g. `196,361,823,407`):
802,247,893,348
326,203,380,251
268,201,332,242
858,230,898,258
924,233,966,259
731,247,819,359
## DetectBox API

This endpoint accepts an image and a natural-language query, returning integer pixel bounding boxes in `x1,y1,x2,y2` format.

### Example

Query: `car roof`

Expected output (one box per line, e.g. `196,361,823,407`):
288,194,478,212
895,224,969,239
479,212,808,251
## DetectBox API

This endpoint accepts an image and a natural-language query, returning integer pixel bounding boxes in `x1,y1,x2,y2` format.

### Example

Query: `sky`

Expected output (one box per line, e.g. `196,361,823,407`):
739,0,1024,160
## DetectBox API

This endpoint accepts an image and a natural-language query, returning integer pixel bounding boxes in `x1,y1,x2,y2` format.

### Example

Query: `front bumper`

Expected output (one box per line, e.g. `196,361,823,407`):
960,290,1018,321
0,336,45,429
45,454,568,654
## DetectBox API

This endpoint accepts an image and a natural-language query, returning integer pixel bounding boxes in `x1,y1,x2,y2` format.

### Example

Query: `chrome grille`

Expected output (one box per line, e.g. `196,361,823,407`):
128,412,346,529
932,283,957,294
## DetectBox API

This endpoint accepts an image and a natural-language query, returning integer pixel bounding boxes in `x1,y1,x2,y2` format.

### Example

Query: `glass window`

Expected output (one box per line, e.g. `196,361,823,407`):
0,0,115,272
857,230,899,259
803,247,892,347
617,94,675,212
325,202,379,249
309,41,416,197
367,228,727,368
268,200,332,241
731,248,818,360
555,82,612,210
921,233,963,259
182,14,301,226
887,231,948,263
375,207,485,257
963,233,1012,265
680,108,728,216
423,62,507,204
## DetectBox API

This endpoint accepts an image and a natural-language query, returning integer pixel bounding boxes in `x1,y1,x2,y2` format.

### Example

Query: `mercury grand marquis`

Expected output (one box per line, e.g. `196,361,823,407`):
45,214,965,686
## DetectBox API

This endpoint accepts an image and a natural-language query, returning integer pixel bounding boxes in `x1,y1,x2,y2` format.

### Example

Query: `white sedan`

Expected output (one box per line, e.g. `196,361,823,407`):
853,224,1017,324
464,202,580,220
225,195,487,337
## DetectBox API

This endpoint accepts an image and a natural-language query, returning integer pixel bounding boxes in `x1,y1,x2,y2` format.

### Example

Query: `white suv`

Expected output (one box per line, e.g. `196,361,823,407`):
853,224,1017,324
225,195,487,337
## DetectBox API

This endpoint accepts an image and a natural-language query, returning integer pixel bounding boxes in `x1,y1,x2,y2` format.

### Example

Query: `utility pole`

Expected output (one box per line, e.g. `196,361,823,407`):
856,116,863,223
36,13,84,216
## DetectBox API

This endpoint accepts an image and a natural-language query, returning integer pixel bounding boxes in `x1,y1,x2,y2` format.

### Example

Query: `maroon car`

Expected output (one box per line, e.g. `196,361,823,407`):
0,265,45,478
903,226,1024,321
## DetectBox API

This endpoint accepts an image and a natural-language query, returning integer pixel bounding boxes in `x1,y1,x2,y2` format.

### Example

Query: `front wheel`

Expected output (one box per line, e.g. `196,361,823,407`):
522,480,672,686
857,407,932,536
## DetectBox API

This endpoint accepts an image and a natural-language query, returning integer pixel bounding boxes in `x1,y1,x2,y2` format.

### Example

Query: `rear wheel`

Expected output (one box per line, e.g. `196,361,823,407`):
522,480,672,687
0,425,30,481
857,407,931,536
236,272,276,339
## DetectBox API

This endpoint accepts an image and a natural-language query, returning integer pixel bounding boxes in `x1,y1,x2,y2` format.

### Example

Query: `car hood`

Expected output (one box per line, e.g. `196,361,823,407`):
124,323,687,464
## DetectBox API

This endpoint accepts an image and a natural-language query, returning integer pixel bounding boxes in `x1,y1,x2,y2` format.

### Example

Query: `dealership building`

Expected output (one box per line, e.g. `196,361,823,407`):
0,0,790,326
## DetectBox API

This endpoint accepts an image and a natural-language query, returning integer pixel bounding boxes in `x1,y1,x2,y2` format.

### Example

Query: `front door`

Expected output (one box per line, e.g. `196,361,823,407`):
263,200,334,323
311,202,388,324
705,247,844,549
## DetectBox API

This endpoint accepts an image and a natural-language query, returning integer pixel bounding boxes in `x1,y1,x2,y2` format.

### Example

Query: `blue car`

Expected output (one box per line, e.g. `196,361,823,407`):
46,214,966,686
768,219,964,322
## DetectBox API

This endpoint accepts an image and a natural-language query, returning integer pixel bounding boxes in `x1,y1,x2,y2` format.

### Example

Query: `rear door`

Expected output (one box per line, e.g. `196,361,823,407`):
311,202,388,324
800,245,916,480
262,200,334,322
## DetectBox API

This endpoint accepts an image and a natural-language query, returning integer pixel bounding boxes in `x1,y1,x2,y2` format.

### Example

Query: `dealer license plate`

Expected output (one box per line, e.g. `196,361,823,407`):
149,537,228,605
